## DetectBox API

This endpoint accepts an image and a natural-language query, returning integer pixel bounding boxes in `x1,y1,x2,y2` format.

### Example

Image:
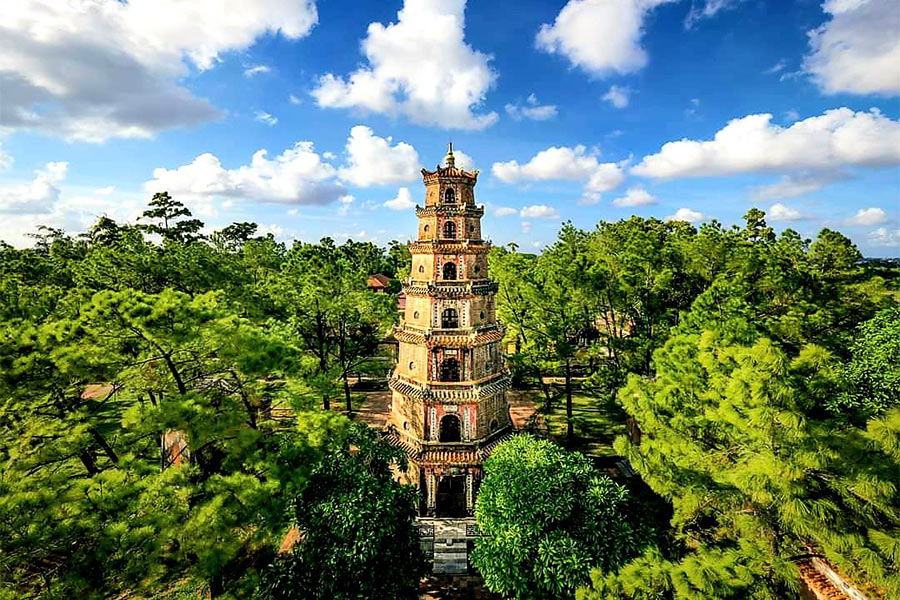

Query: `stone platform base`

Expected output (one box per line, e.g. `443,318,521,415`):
419,574,501,599
417,517,482,575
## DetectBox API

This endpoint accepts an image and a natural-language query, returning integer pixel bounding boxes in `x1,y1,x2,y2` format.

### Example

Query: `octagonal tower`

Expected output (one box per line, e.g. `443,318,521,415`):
388,144,512,517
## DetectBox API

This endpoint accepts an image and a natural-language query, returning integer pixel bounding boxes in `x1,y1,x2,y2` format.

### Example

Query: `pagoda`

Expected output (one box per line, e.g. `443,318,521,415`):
387,144,512,518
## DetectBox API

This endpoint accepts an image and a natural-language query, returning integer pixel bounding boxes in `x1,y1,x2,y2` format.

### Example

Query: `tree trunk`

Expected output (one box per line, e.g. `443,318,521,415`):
209,573,224,598
565,358,574,444
323,395,330,411
89,427,119,464
343,371,353,415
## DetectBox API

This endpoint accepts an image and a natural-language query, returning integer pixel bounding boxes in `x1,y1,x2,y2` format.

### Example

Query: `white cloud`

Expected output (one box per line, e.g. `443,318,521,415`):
767,202,806,221
95,185,115,196
311,0,498,130
764,59,788,74
804,0,900,95
632,108,900,182
602,85,630,108
337,194,355,216
146,141,346,206
243,64,272,77
505,94,558,121
338,125,420,187
384,187,416,211
254,111,278,126
0,162,67,214
0,145,12,170
521,221,532,234
665,207,704,223
493,145,625,203
684,0,747,28
0,0,318,142
289,94,302,105
494,206,518,217
493,145,608,182
583,163,629,203
443,148,475,170
520,205,560,219
868,227,899,247
612,187,657,207
847,207,888,226
751,171,846,201
536,0,675,77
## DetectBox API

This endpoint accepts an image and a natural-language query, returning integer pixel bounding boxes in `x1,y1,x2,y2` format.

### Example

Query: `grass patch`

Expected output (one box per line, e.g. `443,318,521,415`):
542,393,628,458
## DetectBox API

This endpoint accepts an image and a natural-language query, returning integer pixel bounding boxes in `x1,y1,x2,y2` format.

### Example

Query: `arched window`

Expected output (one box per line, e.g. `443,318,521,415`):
443,221,457,239
439,358,460,382
442,261,457,280
444,188,455,203
441,307,459,328
439,414,461,442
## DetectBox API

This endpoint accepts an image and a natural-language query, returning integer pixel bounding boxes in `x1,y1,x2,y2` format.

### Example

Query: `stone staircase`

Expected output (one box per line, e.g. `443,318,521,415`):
418,518,478,575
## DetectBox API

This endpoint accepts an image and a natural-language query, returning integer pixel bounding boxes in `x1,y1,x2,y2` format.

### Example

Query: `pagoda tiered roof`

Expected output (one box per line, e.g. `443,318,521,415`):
414,204,484,218
388,372,511,402
407,239,491,254
421,165,479,183
385,429,515,465
394,324,505,348
402,279,499,297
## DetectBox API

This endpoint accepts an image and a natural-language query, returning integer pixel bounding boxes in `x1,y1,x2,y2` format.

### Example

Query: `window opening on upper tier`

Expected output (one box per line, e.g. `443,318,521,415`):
439,357,460,382
439,414,461,442
442,261,457,280
441,308,459,328
443,221,457,239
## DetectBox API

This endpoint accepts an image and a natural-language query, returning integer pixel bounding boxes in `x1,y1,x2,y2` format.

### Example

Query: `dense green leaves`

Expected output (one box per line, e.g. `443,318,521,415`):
0,194,404,598
581,224,899,599
833,307,900,418
255,424,424,600
472,435,643,599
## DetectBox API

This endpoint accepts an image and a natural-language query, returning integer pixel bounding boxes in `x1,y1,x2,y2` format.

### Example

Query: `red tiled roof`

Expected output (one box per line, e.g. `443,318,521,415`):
367,273,391,288
81,383,115,400
278,526,304,555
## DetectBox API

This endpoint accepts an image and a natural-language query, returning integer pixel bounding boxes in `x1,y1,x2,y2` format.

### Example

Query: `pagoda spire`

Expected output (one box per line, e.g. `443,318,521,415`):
444,141,455,168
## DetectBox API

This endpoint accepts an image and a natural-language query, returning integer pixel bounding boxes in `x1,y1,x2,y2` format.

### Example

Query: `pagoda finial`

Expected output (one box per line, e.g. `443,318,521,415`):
444,141,455,168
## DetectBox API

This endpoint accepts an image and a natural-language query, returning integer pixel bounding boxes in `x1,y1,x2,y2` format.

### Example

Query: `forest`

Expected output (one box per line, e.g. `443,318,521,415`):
1,192,898,600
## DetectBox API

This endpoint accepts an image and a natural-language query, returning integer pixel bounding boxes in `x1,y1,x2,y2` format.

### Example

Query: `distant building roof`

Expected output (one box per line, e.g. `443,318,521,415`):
82,383,115,400
367,273,391,289
278,526,305,555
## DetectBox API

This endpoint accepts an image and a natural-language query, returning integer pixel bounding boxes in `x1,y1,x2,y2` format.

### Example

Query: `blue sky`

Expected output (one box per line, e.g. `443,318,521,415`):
1,0,898,255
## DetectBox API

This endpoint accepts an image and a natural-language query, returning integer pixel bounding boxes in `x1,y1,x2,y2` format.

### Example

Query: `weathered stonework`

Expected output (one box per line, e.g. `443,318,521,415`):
387,144,511,518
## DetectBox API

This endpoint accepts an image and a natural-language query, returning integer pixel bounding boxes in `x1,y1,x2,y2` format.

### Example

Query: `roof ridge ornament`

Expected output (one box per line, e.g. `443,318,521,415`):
445,141,455,168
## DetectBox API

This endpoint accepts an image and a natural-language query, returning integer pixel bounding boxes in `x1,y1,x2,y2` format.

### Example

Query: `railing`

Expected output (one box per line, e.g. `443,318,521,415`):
396,323,501,336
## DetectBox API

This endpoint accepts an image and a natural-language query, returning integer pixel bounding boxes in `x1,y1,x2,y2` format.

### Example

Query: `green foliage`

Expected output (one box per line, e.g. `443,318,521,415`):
137,192,205,243
589,330,899,598
472,435,643,599
255,424,423,600
0,192,403,598
832,307,900,418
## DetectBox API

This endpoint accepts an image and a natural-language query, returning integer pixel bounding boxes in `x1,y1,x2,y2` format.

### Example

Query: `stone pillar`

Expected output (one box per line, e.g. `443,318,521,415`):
427,470,437,515
466,472,474,514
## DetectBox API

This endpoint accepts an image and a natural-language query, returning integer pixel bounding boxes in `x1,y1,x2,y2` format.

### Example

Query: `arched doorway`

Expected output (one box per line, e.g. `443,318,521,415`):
441,307,459,328
436,475,467,517
443,221,457,239
439,357,460,382
442,261,457,280
439,414,461,442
